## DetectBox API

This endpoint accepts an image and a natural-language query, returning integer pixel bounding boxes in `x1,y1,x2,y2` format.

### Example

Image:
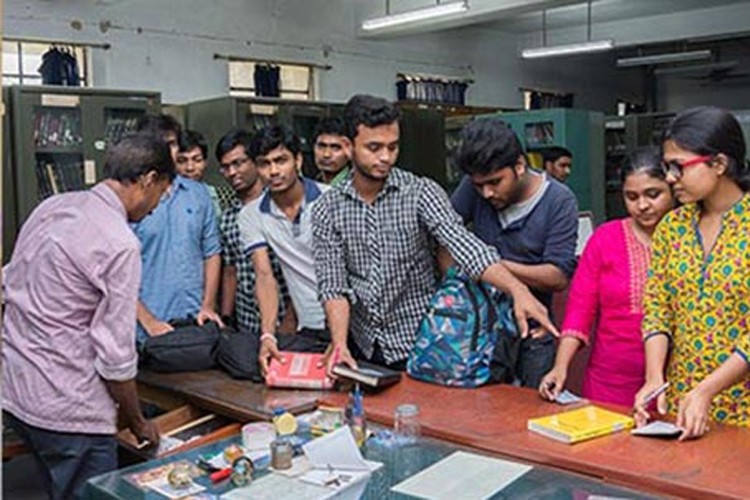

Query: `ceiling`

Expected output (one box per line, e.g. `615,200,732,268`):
481,0,750,33
359,0,750,46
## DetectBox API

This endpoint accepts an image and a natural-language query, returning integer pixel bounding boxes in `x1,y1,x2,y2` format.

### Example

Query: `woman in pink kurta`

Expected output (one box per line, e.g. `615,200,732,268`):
539,148,675,406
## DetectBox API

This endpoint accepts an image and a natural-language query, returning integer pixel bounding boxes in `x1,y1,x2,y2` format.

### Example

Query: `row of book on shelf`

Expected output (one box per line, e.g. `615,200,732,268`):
104,116,141,145
36,160,85,199
33,111,83,148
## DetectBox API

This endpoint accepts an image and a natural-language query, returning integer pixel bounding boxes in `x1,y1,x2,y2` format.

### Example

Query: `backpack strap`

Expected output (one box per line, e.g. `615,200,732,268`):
460,275,483,353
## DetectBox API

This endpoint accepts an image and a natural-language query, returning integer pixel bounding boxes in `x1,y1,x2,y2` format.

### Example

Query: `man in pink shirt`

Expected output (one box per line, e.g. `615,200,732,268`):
2,134,172,499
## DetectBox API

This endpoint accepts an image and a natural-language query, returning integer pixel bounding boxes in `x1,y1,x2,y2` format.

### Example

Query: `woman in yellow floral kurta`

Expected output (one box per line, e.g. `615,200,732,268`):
635,106,750,440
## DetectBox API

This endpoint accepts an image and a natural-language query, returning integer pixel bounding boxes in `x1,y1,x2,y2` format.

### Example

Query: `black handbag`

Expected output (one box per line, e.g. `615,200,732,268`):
139,320,221,372
214,328,262,381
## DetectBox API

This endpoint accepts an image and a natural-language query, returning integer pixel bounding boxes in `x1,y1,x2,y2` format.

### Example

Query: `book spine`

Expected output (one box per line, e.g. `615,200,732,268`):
46,163,60,194
266,377,331,390
570,422,633,443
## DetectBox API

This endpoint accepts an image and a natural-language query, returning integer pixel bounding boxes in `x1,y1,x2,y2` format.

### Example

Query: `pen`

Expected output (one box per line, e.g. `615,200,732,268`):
642,381,669,407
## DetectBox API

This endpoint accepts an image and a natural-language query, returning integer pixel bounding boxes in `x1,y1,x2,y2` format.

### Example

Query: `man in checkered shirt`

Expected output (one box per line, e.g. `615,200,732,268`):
216,129,292,335
312,94,559,372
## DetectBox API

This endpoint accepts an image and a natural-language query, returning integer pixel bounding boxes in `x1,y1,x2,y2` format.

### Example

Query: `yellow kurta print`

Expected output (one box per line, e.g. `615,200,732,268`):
643,194,750,426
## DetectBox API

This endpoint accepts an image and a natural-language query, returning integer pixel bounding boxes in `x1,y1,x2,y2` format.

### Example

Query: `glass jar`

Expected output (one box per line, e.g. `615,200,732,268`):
394,403,420,444
270,436,293,470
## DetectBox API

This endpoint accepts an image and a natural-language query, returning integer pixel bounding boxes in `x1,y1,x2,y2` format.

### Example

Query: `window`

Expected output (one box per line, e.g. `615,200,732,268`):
229,60,313,100
2,40,90,86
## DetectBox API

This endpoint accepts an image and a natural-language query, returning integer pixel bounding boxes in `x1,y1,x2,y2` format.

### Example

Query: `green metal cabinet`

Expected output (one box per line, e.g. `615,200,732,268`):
185,97,342,184
396,106,447,187
495,109,605,221
3,85,160,261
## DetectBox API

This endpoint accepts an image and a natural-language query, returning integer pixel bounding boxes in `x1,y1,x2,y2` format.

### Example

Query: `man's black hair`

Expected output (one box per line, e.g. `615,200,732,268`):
452,118,525,176
178,130,208,158
104,133,175,183
542,146,573,165
343,94,401,141
250,125,301,159
135,114,182,138
215,128,254,162
313,117,347,142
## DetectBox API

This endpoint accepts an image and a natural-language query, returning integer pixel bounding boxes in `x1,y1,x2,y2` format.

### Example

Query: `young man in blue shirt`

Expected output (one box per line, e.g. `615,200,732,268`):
132,115,223,343
450,118,578,388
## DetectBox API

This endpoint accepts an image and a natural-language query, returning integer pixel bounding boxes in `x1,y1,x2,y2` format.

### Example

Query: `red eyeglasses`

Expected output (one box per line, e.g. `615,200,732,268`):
661,155,713,179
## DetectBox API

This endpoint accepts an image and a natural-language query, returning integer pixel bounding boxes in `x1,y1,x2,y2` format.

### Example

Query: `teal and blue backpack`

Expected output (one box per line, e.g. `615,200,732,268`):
407,267,520,388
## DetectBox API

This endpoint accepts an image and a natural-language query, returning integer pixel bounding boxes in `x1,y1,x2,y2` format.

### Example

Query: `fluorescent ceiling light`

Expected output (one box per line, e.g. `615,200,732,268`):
521,39,614,59
617,50,712,68
362,1,468,32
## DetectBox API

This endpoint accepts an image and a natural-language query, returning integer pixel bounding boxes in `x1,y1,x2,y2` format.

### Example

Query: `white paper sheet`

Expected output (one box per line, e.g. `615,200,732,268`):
391,451,532,500
631,421,682,437
221,473,330,500
555,389,585,405
302,427,369,471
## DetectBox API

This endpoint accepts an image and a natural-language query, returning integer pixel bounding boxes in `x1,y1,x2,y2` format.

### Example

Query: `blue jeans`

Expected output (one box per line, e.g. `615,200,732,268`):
516,336,556,389
4,412,117,500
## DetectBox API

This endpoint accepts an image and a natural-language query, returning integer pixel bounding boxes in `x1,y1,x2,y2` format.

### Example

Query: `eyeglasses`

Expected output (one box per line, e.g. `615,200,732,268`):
219,156,250,173
661,155,713,179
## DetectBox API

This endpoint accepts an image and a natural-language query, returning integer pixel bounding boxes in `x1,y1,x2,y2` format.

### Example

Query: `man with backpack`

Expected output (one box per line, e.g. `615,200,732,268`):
312,95,558,374
451,118,579,388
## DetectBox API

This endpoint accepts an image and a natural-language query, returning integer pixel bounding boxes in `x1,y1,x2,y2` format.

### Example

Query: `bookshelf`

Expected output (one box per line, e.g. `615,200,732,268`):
396,102,506,191
3,86,161,261
494,109,606,221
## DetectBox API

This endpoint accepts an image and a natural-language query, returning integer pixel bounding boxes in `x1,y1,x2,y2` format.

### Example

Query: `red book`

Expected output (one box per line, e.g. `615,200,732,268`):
265,352,334,390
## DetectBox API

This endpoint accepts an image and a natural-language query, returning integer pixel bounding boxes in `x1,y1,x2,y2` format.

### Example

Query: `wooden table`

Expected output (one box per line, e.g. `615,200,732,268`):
137,369,326,422
320,378,750,500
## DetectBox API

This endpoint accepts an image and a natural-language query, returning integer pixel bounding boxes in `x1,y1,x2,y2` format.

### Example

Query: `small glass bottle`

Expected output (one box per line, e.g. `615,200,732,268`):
270,407,295,470
348,384,367,447
394,403,420,444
